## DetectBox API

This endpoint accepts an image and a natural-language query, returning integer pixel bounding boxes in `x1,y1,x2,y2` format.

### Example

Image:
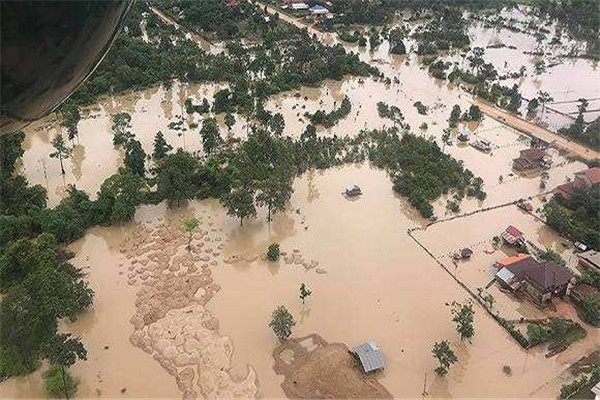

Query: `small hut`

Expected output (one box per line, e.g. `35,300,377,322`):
344,185,362,197
460,248,473,259
352,341,385,373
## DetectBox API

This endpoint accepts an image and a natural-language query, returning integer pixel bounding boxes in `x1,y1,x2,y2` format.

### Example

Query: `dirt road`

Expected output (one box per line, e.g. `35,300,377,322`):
475,98,600,161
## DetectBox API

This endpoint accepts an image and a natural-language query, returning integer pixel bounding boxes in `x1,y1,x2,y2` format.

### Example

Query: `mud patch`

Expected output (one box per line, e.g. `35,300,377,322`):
273,334,391,399
120,216,258,399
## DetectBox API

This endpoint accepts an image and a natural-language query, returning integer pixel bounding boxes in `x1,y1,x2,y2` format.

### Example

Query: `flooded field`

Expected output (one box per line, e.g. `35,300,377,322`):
3,4,599,399
4,164,597,399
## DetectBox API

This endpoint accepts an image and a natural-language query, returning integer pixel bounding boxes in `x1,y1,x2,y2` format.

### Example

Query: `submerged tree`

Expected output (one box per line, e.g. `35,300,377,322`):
299,283,312,304
450,301,475,342
111,112,133,149
43,333,87,399
225,112,236,133
269,305,295,341
222,183,256,226
449,105,461,128
184,217,199,251
152,131,172,160
124,139,146,176
256,176,293,223
200,118,222,156
50,134,72,175
156,149,199,207
441,129,451,153
61,105,81,143
432,340,458,376
267,243,280,262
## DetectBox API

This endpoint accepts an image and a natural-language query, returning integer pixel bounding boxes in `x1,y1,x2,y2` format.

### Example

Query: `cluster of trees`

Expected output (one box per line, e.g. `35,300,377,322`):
306,97,352,128
154,0,266,41
339,30,362,43
431,300,475,376
448,104,483,128
376,102,407,129
532,0,599,59
543,187,599,250
366,129,486,218
268,284,312,341
388,27,407,55
413,101,428,115
413,8,470,55
185,97,210,115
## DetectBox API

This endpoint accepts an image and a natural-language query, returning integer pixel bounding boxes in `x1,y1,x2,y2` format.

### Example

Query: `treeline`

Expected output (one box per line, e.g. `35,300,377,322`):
306,97,352,128
327,0,505,27
532,0,599,59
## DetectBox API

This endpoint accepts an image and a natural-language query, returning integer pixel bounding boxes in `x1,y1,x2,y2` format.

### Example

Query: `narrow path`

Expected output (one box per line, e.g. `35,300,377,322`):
149,6,212,52
475,97,600,161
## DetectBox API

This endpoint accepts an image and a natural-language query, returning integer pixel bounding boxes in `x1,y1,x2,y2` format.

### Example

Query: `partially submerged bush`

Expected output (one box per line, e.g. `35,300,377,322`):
267,243,280,262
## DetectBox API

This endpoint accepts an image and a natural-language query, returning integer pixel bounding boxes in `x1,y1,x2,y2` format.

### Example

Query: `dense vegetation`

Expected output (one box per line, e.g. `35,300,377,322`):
544,186,600,250
0,133,94,378
366,129,486,217
62,0,377,111
306,97,352,128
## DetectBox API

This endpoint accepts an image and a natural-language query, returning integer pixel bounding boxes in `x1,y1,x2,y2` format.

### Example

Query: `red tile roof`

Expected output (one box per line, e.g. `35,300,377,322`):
505,225,523,238
504,258,573,291
583,167,600,185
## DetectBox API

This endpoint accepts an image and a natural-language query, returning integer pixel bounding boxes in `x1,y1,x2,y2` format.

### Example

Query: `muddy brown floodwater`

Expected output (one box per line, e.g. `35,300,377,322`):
3,6,600,397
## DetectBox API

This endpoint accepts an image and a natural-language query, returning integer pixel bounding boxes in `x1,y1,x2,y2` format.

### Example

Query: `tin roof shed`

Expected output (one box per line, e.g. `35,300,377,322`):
352,341,385,373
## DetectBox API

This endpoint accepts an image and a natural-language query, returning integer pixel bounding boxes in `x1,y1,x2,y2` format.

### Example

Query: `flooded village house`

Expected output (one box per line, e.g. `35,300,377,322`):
512,148,547,171
494,256,574,304
501,225,525,247
553,166,600,202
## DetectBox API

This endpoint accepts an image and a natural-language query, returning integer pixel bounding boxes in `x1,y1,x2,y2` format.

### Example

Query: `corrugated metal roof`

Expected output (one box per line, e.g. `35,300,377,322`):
496,267,515,287
353,341,385,373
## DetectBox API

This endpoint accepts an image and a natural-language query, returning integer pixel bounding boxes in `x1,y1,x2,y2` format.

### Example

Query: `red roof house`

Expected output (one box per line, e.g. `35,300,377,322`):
495,256,574,303
501,225,524,246
553,167,600,201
